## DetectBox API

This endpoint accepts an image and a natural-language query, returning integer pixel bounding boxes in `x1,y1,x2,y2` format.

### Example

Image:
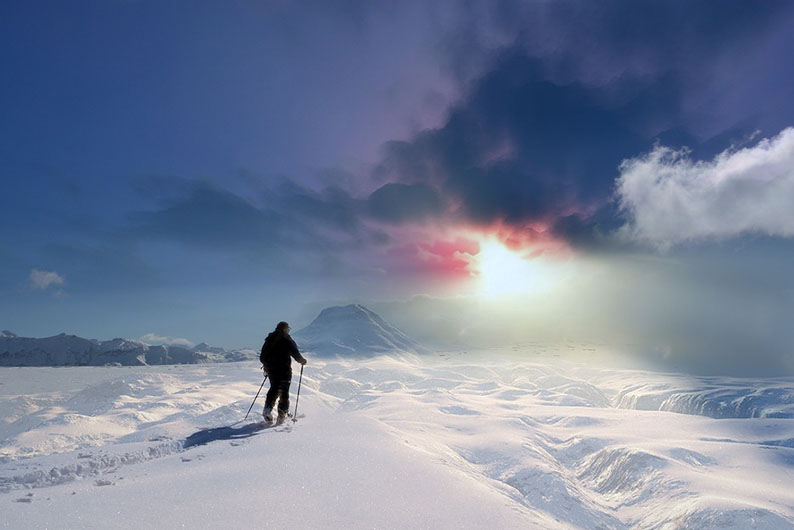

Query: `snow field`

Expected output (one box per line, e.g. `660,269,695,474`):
2,351,794,529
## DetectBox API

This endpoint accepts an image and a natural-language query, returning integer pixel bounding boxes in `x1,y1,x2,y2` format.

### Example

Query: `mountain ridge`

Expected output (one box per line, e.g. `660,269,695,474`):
0,331,253,367
1,303,424,365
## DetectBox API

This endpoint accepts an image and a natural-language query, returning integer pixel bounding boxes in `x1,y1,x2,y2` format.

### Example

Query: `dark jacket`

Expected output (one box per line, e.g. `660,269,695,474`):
261,333,306,376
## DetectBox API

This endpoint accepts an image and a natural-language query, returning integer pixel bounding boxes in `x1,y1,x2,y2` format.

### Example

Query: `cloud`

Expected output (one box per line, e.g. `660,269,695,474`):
383,236,478,277
139,333,194,348
29,268,65,290
127,178,394,278
131,183,281,250
616,127,794,249
131,179,358,252
367,183,443,223
442,1,791,98
355,0,794,252
367,52,650,246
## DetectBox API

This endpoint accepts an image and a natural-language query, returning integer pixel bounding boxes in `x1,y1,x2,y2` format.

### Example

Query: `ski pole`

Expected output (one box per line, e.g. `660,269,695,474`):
244,373,268,421
292,364,304,422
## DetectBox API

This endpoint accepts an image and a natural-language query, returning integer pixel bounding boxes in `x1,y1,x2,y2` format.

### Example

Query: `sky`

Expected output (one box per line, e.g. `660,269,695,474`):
2,1,794,375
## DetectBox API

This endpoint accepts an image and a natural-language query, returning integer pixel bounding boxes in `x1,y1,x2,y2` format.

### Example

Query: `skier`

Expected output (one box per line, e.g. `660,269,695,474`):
260,321,307,425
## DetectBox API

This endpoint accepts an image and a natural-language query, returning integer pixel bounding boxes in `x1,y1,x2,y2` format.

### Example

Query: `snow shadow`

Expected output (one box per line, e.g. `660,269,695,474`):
183,423,263,448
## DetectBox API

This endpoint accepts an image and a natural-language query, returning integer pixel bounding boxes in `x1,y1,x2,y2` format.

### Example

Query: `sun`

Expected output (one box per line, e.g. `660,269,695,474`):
473,238,537,297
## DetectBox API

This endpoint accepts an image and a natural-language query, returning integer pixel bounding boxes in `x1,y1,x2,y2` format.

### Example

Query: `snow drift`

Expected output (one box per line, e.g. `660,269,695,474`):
2,351,794,529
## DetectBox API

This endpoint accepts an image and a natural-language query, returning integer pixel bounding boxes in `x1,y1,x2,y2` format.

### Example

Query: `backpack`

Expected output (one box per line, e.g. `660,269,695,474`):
259,333,280,366
259,339,268,366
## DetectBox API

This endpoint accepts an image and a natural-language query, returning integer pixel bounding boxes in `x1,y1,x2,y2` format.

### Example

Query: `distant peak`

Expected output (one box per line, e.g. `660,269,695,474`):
316,304,375,319
0,330,16,338
294,304,422,356
192,342,226,353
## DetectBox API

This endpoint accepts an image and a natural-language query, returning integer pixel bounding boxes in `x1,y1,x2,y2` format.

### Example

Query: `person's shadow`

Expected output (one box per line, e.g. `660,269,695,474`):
183,422,266,449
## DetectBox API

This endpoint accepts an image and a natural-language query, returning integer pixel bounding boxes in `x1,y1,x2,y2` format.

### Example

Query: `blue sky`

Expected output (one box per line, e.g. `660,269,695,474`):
2,1,794,374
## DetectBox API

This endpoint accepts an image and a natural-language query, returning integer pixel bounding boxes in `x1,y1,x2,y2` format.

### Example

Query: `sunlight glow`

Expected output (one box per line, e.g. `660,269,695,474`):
474,239,539,297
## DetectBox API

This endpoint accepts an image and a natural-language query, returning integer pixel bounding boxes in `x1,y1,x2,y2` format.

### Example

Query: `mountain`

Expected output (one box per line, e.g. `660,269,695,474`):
0,332,256,367
192,342,226,354
0,304,423,365
293,304,424,356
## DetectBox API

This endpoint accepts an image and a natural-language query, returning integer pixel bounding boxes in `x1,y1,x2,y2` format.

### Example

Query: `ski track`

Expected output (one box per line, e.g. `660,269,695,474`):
2,352,794,529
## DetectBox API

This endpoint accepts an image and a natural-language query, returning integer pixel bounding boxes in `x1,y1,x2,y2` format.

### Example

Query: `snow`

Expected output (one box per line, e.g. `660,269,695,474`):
0,332,256,367
2,349,794,529
191,342,227,354
0,304,416,366
294,304,426,356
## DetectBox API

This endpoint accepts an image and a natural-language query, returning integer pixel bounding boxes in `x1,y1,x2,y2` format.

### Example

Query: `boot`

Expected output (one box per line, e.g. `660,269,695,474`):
276,409,288,425
263,407,274,425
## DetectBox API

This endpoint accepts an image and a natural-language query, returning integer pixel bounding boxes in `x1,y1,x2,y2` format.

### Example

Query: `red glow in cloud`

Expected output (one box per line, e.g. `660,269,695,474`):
385,235,479,277
463,218,575,261
378,204,591,285
382,217,578,283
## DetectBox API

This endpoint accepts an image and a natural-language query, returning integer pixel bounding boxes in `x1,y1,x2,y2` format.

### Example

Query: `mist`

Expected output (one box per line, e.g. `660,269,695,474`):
371,245,794,377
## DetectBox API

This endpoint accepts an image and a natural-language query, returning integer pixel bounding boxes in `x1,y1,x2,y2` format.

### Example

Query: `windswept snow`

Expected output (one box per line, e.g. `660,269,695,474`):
2,350,794,529
609,374,794,419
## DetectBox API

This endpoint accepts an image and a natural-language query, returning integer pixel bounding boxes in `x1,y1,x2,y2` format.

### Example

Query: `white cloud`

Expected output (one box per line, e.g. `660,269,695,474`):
616,127,794,249
139,333,194,348
29,268,65,290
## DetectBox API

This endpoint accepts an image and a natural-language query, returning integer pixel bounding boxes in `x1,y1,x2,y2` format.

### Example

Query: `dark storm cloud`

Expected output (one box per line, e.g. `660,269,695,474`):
274,181,362,233
369,0,794,248
128,178,397,260
367,183,442,223
129,174,458,259
372,52,651,231
444,0,790,93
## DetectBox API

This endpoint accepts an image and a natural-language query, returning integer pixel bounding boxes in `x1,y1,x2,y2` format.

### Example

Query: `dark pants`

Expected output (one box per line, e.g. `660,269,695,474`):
264,372,291,413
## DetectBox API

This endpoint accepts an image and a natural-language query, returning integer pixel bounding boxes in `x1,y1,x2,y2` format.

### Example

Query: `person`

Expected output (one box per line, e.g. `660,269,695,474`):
260,321,307,425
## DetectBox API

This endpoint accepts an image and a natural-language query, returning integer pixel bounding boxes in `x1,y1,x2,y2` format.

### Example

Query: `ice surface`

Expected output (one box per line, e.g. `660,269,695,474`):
2,351,793,529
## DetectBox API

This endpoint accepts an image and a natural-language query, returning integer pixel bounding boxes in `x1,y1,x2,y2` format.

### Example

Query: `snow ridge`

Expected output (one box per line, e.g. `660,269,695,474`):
2,355,794,528
0,440,186,493
611,378,794,419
